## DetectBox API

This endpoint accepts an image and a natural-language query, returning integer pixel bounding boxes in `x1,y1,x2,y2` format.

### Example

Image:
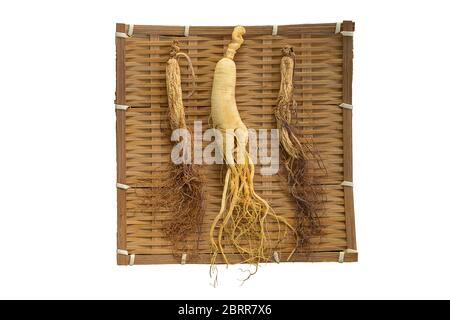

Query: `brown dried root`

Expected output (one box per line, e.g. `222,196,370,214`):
275,45,326,252
166,41,196,130
156,41,205,257
158,163,205,255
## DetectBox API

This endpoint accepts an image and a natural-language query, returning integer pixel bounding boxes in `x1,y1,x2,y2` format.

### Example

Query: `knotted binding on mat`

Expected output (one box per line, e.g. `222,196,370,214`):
117,249,136,266
341,31,354,37
116,24,134,38
115,104,130,111
338,249,357,263
272,25,278,36
339,103,353,110
335,22,354,36
341,181,353,187
116,183,130,190
273,251,280,263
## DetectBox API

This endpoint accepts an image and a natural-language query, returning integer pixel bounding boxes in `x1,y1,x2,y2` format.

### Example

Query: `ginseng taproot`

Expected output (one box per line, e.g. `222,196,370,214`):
209,27,298,277
158,42,205,258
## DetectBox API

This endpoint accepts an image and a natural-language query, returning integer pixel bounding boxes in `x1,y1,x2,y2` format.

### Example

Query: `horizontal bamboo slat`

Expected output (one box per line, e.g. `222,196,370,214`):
115,22,356,264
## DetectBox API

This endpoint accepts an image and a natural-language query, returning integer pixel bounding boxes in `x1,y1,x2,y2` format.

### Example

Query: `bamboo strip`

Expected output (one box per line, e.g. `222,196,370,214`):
116,23,128,265
131,251,357,264
342,21,357,251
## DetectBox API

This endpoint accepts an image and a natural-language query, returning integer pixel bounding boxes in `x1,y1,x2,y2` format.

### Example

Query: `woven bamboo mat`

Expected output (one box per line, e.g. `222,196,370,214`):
115,22,357,265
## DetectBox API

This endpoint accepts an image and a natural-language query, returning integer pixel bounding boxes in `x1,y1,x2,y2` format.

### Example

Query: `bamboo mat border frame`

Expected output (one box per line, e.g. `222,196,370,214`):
115,21,357,265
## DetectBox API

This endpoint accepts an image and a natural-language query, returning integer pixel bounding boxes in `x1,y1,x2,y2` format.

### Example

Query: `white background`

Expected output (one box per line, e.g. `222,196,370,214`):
1,0,449,300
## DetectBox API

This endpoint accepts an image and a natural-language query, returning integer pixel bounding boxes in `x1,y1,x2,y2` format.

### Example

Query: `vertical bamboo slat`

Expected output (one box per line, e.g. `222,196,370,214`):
115,23,128,265
342,21,357,251
262,37,272,216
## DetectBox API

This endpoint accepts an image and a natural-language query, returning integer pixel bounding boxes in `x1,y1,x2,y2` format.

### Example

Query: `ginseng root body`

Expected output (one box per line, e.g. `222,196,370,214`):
160,42,205,257
209,27,297,275
275,45,326,251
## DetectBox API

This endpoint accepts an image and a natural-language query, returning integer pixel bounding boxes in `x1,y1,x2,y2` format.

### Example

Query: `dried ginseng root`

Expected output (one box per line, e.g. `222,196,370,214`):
209,27,297,282
275,45,326,252
158,41,205,258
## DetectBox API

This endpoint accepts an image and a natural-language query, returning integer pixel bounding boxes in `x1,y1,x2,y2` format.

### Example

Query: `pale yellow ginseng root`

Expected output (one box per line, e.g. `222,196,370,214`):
157,41,205,258
209,27,297,276
275,45,326,252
